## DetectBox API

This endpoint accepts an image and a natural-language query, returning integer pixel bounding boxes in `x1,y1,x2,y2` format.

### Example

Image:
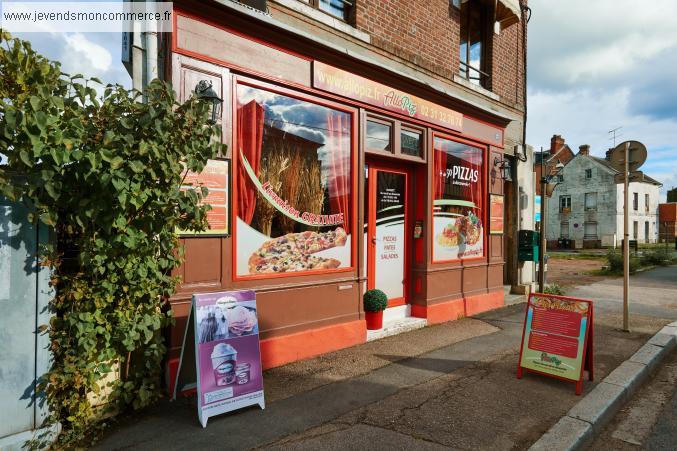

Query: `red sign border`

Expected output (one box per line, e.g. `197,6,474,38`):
516,292,594,395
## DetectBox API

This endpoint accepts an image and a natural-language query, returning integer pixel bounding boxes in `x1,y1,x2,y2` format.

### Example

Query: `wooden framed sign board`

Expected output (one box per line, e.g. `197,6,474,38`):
517,293,594,395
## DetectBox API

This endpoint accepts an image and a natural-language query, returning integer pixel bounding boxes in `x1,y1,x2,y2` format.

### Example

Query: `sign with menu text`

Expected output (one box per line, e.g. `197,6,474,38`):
517,293,594,395
178,159,230,236
489,194,504,234
174,290,265,427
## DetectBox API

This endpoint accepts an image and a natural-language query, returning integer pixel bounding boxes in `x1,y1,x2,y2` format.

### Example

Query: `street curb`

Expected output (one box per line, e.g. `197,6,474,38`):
529,325,677,451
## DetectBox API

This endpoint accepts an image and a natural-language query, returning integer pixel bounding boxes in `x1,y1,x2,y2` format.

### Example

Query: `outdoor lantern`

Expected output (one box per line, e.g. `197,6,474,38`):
494,157,513,182
195,80,223,125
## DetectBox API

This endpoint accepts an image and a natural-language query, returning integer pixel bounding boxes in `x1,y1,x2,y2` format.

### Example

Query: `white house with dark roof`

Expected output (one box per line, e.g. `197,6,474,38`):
546,145,662,247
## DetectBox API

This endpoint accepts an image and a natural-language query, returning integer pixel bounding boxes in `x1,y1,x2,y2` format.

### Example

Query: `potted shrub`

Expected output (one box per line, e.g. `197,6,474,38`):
363,289,388,330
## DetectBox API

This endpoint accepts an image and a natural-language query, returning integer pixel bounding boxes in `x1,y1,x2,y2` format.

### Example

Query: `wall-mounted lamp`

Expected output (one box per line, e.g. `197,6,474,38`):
494,157,512,182
194,80,223,125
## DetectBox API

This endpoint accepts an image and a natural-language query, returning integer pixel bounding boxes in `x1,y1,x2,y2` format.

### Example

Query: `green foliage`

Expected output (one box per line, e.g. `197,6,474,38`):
640,248,672,266
543,284,565,296
0,32,225,447
363,289,388,312
605,250,638,275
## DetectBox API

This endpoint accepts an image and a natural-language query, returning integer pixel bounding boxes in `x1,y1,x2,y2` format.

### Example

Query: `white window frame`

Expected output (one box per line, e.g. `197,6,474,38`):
559,195,571,212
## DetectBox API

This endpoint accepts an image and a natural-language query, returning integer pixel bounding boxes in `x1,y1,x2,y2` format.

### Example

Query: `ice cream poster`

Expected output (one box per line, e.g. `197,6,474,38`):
174,290,265,427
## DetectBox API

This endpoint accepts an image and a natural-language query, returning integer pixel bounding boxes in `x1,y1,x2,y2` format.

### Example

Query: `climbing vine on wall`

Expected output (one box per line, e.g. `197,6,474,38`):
0,32,225,446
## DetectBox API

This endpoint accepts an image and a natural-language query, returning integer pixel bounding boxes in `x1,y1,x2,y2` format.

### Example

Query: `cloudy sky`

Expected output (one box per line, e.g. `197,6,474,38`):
12,0,676,198
527,0,677,200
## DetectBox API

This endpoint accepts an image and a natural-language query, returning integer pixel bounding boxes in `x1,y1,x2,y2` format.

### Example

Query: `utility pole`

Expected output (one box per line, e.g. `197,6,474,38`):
622,141,630,332
538,147,547,292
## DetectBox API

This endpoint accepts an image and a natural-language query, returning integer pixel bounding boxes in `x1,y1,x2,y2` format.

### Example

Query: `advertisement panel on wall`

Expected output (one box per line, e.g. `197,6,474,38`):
178,159,230,236
432,137,485,261
490,194,504,234
174,290,265,427
234,83,353,278
517,293,594,394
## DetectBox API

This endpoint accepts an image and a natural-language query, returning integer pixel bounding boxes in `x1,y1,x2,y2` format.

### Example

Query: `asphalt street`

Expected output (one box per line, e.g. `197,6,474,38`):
583,265,677,451
94,266,677,450
568,265,677,322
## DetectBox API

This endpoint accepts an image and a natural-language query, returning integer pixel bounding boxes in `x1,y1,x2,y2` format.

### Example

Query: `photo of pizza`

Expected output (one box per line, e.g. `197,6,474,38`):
437,222,460,247
436,211,482,248
248,227,348,274
457,211,482,245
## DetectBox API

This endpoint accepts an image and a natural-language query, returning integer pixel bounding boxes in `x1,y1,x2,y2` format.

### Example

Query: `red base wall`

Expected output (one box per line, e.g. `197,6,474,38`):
412,290,504,323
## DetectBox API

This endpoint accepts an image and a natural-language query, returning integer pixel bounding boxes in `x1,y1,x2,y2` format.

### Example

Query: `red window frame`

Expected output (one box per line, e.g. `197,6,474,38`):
430,132,488,264
231,76,359,281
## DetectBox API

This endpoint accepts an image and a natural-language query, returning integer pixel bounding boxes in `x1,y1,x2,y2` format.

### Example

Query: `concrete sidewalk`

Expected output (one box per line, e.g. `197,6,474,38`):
94,301,672,451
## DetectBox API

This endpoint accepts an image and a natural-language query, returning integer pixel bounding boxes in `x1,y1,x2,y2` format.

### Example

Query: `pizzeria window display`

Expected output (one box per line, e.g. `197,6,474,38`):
432,136,485,262
235,84,353,277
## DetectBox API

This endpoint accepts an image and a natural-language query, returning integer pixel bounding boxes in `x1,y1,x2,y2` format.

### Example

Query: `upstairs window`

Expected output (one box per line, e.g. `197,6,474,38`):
459,0,491,88
559,195,571,212
309,0,353,22
584,192,597,211
645,193,650,212
633,192,638,211
585,169,592,179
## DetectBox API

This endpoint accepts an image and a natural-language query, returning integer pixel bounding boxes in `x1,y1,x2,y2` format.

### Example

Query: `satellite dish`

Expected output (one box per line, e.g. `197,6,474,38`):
608,141,647,172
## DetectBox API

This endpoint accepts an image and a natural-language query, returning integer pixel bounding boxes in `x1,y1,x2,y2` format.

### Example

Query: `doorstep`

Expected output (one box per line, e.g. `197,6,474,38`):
366,304,427,342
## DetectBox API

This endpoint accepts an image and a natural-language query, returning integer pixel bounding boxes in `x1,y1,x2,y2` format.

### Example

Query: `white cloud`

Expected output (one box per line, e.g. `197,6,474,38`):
63,33,112,73
527,0,677,202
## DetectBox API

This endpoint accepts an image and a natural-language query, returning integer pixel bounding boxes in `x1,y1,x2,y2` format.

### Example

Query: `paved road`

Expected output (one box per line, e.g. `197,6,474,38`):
644,385,677,450
568,265,677,321
586,265,677,451
590,348,677,450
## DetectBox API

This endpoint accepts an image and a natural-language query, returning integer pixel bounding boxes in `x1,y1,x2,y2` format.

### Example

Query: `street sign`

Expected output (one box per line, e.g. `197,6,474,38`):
610,140,647,332
517,293,594,395
614,170,644,183
608,140,647,172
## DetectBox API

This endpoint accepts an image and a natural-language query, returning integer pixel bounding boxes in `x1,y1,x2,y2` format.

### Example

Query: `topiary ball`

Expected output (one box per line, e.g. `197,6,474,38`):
363,289,388,312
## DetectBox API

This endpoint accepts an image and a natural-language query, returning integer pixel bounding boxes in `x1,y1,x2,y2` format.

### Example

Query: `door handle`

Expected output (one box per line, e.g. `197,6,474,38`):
371,237,377,244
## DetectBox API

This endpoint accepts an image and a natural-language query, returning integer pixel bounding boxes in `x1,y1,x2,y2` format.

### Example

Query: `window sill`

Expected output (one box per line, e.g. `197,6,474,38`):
453,75,500,101
272,0,371,44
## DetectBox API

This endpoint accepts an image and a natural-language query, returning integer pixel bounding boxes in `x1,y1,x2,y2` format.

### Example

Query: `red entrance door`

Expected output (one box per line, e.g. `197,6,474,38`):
365,164,410,307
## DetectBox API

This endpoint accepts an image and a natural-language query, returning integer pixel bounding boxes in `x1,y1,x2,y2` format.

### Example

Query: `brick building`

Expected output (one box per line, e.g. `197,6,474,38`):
128,0,529,386
534,134,575,196
659,203,677,242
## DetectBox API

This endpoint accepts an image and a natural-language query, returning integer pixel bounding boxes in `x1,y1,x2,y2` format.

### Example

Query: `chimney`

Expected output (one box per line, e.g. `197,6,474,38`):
550,134,565,153
605,149,613,161
578,144,590,156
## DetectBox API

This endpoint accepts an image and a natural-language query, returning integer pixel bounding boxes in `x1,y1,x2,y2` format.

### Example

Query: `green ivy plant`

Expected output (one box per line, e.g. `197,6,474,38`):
0,32,225,447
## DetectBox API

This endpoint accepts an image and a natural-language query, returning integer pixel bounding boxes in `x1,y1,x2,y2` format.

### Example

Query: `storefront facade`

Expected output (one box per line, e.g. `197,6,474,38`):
162,1,525,387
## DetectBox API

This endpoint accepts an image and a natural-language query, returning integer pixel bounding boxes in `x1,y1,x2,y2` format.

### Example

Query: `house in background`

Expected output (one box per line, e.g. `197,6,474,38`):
545,144,662,248
534,134,575,196
659,202,677,243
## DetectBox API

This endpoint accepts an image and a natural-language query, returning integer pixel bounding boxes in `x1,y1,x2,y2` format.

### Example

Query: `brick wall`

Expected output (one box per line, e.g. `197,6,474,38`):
354,0,525,110
491,18,525,107
355,0,459,81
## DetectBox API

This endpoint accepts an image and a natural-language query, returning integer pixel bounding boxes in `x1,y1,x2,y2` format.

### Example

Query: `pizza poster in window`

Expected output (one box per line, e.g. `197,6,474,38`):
235,84,353,277
432,137,485,261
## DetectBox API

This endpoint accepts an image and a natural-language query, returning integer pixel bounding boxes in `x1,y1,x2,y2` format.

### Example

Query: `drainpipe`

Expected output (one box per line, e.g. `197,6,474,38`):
144,30,158,86
131,20,144,92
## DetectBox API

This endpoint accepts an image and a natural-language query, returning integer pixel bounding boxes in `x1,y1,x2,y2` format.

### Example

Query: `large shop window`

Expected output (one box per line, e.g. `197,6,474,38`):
235,84,353,278
432,136,485,262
